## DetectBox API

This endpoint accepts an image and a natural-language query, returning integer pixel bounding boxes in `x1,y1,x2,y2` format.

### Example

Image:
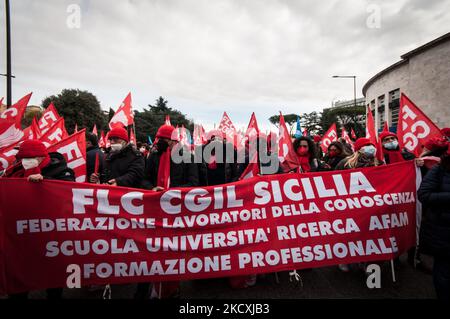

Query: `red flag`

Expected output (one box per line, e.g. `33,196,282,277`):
302,129,308,137
92,124,98,137
193,124,206,147
278,112,300,172
105,131,111,149
365,106,377,146
22,117,42,141
351,128,357,140
99,131,106,148
130,129,137,145
39,117,69,147
397,93,442,156
94,152,99,175
245,112,259,142
239,153,260,180
0,142,20,171
0,93,32,149
179,125,191,148
320,123,338,153
109,93,134,129
47,130,87,182
39,102,61,134
218,112,237,145
165,115,171,126
341,127,354,149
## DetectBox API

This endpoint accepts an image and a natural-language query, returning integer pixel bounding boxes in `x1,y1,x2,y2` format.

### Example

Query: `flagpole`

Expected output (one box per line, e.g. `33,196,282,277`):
4,0,12,106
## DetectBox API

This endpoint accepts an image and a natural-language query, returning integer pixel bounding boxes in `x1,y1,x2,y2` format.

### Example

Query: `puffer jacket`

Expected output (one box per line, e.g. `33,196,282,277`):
102,144,145,188
418,165,450,259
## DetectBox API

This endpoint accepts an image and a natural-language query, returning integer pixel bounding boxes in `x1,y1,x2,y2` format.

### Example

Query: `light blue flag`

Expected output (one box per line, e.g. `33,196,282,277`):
147,135,153,145
294,116,302,138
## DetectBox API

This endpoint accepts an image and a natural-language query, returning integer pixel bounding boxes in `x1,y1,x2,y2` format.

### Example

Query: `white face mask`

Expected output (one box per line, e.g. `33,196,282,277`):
110,143,124,152
361,145,377,158
140,147,146,153
22,158,40,170
384,140,399,150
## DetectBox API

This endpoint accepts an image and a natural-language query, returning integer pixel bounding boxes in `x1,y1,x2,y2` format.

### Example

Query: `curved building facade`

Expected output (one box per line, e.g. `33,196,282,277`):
363,32,450,132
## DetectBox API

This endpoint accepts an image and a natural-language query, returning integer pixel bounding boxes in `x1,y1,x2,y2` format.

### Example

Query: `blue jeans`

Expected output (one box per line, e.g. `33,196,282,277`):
433,257,450,300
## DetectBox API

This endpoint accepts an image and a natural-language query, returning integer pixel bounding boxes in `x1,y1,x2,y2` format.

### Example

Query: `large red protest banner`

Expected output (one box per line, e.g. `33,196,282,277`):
0,161,417,294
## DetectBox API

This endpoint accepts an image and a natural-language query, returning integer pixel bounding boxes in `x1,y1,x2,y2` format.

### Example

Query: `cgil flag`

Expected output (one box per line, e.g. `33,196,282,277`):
0,93,32,149
109,93,134,129
397,93,442,156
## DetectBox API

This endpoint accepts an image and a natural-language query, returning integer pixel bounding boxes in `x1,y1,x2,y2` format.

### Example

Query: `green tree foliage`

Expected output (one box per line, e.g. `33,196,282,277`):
269,112,322,136
320,105,366,137
134,96,194,143
41,89,107,134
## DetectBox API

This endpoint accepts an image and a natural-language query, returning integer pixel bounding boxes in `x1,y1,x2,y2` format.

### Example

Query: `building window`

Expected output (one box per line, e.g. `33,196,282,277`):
389,89,400,130
378,95,385,128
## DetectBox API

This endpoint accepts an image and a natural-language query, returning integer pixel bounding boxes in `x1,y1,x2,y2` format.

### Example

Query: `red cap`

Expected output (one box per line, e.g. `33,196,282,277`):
156,124,177,140
424,137,448,151
108,127,129,142
354,138,374,151
441,128,450,138
16,140,48,159
379,131,397,142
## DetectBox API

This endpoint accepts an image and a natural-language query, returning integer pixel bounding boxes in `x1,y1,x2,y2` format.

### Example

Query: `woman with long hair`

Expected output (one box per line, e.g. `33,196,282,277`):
323,141,352,170
293,136,322,172
335,138,382,170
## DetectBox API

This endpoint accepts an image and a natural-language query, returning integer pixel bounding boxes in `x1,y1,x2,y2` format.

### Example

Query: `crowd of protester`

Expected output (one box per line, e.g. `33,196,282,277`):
3,123,450,300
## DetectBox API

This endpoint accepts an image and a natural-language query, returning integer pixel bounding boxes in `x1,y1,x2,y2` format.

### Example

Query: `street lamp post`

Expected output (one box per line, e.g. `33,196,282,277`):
3,0,12,106
332,75,357,108
332,75,358,133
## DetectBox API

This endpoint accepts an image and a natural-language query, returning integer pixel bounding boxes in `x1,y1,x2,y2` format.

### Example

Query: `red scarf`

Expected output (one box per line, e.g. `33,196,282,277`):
296,155,311,173
383,149,405,164
157,148,171,189
208,154,217,170
14,156,51,178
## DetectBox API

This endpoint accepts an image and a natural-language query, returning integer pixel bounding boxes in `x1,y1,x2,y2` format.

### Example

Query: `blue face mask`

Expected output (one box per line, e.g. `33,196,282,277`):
361,145,376,158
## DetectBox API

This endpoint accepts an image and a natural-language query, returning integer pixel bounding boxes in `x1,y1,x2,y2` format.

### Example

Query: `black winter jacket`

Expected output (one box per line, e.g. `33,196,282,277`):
41,152,75,181
418,165,450,259
102,144,145,188
86,146,105,182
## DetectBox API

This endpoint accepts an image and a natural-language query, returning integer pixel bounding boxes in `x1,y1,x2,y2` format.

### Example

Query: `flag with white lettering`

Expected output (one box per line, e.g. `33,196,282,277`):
397,93,442,156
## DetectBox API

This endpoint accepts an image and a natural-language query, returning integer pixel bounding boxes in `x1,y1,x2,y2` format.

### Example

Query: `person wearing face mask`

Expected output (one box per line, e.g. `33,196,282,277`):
8,139,75,182
335,138,381,170
138,124,199,299
323,141,351,170
91,126,144,187
292,136,322,173
379,131,420,165
6,139,74,299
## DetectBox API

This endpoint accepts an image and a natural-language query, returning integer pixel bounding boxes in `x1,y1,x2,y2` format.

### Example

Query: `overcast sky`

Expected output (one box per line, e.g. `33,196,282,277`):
1,0,450,132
